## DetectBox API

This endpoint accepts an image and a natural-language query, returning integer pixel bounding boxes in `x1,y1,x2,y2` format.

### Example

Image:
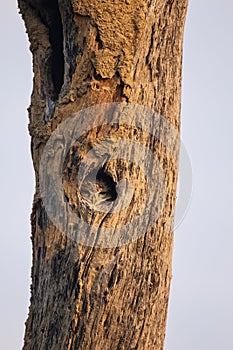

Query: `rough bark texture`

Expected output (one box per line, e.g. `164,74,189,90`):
19,0,188,349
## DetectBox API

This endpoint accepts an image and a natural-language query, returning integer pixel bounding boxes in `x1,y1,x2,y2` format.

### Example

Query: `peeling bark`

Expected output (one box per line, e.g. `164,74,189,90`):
19,0,188,349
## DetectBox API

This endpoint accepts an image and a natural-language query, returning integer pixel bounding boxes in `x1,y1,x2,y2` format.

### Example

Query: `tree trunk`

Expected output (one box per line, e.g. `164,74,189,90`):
19,0,188,349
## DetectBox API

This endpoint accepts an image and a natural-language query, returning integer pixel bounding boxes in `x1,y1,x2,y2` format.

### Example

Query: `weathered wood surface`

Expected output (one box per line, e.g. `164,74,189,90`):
19,0,188,349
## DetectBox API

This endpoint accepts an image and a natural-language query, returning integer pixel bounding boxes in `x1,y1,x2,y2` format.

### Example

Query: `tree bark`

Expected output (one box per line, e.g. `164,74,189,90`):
18,0,188,349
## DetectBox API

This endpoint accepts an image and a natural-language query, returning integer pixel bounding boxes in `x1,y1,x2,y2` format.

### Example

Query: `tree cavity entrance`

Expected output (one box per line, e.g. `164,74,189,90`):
79,167,118,209
96,167,118,202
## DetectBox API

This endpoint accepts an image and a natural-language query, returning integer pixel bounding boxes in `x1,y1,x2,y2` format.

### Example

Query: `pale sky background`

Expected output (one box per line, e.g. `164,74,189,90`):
0,0,233,349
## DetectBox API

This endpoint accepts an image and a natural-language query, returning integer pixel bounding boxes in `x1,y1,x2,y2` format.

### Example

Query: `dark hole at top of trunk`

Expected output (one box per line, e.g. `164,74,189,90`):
47,3,64,100
44,0,64,100
27,0,65,100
